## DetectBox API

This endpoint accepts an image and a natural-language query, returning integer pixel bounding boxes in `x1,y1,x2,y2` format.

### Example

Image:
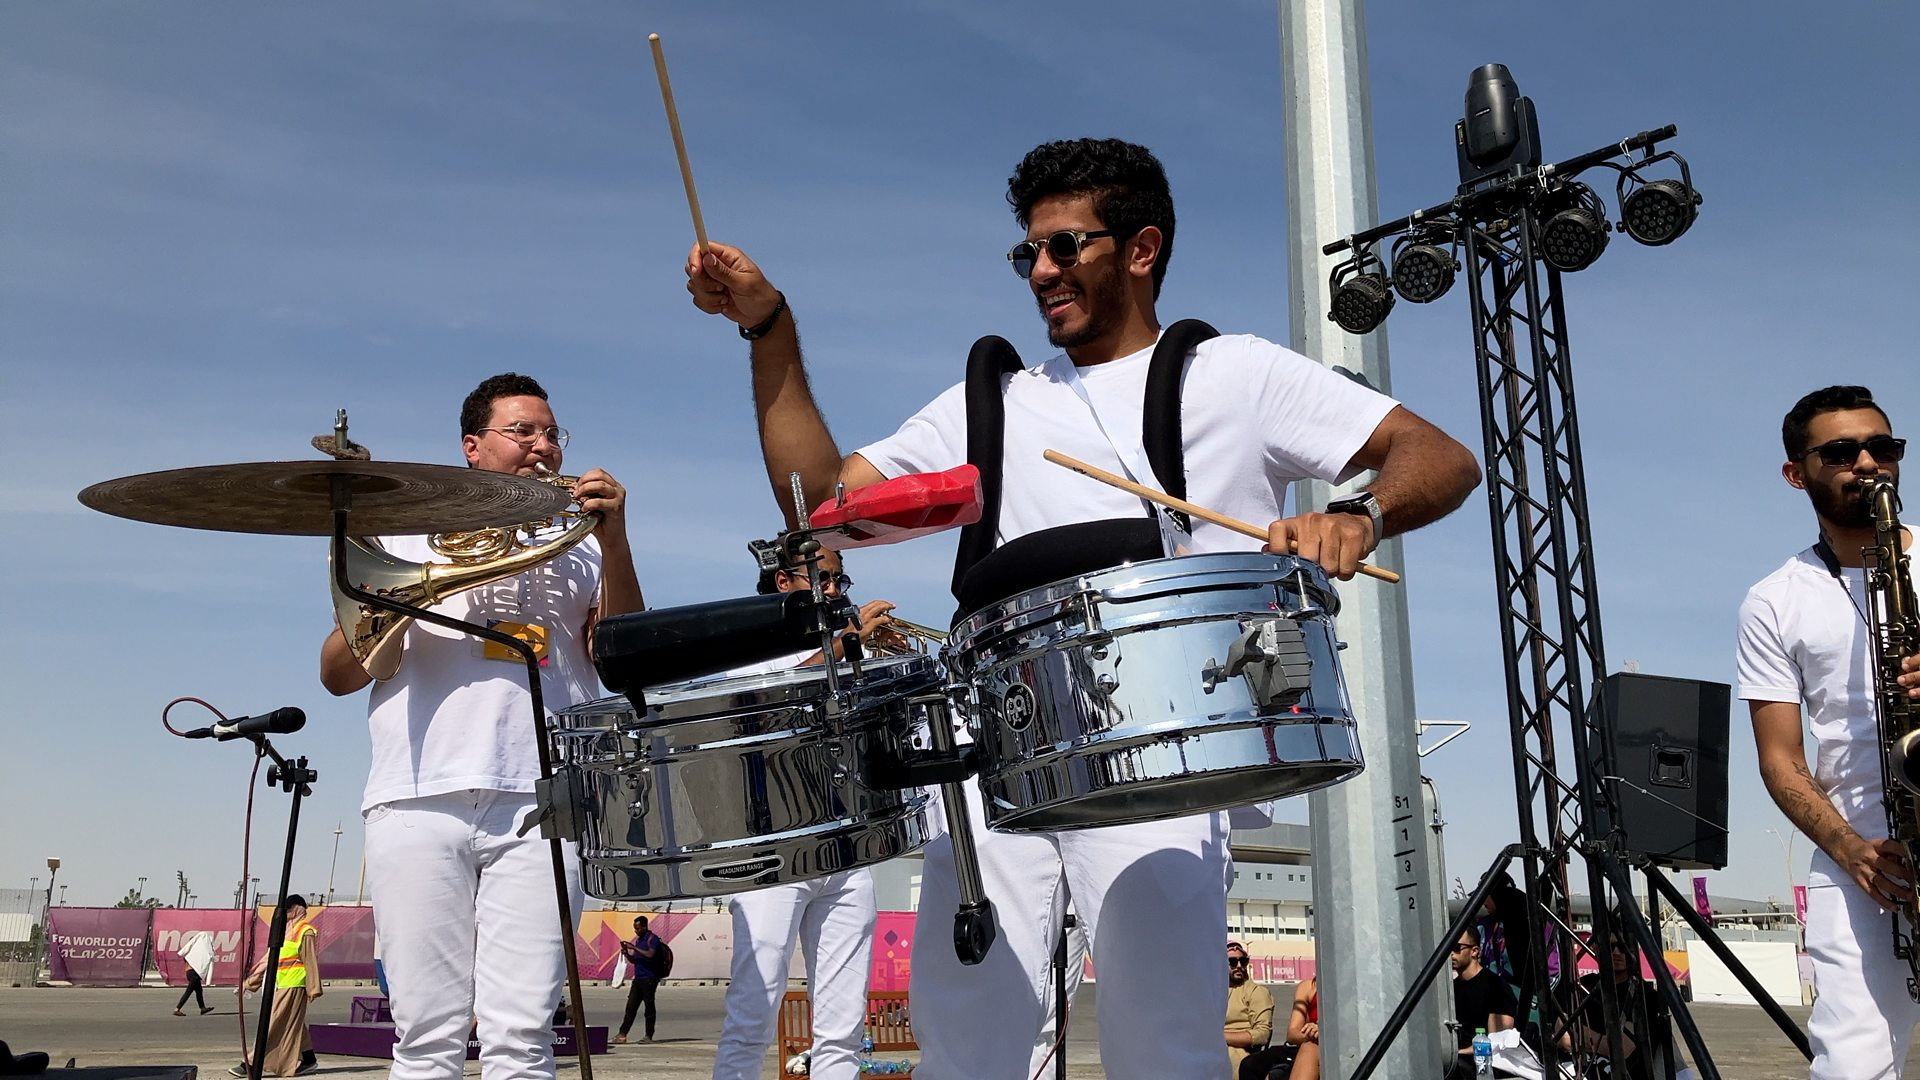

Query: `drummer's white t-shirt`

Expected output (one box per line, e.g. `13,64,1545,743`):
1736,545,1894,888
361,528,604,811
855,333,1398,552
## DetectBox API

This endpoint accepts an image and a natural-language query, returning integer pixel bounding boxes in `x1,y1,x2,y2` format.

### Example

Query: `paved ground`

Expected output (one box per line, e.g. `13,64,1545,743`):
0,982,1899,1078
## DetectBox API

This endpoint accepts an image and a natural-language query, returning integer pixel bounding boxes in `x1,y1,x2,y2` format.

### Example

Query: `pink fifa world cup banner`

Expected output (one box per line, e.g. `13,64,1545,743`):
1692,875,1713,926
47,907,152,986
1794,884,1808,926
153,909,249,986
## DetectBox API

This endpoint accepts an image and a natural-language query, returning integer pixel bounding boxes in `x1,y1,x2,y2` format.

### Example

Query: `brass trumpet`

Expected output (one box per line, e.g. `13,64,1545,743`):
869,615,948,657
330,469,600,679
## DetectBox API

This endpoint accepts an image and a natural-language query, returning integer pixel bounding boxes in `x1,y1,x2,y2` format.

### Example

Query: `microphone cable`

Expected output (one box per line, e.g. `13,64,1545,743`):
163,696,268,1062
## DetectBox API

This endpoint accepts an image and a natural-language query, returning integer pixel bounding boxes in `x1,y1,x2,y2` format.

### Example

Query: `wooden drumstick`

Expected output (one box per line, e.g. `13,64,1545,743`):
648,33,709,252
1042,449,1402,584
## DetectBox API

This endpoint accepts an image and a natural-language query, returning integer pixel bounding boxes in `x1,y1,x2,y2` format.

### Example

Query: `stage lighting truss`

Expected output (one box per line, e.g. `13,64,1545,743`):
1615,149,1702,246
1390,224,1461,304
1532,179,1612,272
1328,248,1394,334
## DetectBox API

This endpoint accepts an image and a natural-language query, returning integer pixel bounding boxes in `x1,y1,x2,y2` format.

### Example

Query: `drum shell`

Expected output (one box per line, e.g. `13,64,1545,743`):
550,655,938,900
951,552,1363,831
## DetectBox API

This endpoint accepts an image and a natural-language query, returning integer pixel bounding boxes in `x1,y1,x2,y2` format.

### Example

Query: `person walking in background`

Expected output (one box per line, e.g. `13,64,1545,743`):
173,929,217,1016
231,895,322,1077
615,915,666,1045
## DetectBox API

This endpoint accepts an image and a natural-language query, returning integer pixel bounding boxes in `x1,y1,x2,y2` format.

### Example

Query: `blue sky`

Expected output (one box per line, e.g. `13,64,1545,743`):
3,2,1915,913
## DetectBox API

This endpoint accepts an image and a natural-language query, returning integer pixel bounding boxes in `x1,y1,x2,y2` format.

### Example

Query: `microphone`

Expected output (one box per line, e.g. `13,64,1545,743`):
183,707,307,742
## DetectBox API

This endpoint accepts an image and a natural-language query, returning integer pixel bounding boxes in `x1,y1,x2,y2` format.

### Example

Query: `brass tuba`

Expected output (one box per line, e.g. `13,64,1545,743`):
330,468,600,679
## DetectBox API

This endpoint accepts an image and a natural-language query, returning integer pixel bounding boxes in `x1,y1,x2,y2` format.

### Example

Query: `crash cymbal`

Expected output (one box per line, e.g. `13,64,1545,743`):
78,460,572,536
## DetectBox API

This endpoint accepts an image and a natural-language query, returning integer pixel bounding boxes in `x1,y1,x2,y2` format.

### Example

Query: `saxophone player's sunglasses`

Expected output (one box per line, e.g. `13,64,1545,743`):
1800,435,1906,467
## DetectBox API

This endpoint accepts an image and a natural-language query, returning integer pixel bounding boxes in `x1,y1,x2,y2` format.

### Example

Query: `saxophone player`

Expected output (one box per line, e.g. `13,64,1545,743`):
319,373,643,1080
1739,384,1920,1078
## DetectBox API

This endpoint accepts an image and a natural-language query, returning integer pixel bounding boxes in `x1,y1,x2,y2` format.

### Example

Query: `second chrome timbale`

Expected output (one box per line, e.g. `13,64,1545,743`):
950,552,1362,832
551,654,940,901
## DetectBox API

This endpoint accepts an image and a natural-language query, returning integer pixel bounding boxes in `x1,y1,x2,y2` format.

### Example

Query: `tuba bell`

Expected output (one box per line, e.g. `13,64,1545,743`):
330,468,600,679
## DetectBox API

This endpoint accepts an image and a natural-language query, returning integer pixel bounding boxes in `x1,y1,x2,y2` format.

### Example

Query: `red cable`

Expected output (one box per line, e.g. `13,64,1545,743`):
162,697,268,1061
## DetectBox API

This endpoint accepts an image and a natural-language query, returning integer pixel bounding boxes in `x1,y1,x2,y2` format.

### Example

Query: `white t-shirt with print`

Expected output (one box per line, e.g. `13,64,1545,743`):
854,333,1398,551
1735,546,1890,887
361,527,604,811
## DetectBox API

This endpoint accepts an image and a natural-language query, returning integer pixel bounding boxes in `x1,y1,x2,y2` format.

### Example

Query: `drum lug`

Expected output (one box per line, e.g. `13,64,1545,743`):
1200,618,1314,709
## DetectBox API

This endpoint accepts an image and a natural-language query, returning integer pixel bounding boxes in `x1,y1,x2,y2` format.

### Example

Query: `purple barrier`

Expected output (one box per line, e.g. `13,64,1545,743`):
47,908,152,986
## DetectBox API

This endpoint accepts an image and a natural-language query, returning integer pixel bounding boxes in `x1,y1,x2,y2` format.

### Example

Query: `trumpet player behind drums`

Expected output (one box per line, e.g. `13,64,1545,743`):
751,544,909,664
1739,384,1920,1079
318,372,642,1080
711,542,899,1080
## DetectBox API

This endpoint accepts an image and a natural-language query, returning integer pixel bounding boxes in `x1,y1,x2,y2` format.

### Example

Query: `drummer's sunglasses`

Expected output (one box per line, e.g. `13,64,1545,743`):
1007,229,1121,279
1800,435,1906,467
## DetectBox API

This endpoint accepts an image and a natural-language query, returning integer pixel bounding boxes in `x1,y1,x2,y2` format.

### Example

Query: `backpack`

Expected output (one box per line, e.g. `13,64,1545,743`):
651,938,674,979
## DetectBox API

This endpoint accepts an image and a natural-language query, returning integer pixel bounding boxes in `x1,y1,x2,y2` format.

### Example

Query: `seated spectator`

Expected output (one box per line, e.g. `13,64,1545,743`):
1555,928,1674,1080
1449,925,1517,1079
1224,942,1276,1079
1283,977,1320,1080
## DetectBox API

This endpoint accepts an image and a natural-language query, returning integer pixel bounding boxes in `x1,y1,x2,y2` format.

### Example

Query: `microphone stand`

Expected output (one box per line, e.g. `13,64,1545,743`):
244,737,315,1080
327,477,595,1080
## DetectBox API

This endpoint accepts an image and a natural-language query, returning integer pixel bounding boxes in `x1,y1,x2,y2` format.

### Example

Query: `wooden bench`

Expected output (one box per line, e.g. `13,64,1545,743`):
777,989,915,1075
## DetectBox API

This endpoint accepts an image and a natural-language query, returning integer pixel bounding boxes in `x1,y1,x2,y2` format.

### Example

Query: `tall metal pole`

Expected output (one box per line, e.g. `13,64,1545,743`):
1279,3,1448,1076
327,822,344,906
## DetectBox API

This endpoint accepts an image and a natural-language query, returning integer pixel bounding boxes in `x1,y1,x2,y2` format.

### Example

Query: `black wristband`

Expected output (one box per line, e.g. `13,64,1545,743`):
739,292,788,341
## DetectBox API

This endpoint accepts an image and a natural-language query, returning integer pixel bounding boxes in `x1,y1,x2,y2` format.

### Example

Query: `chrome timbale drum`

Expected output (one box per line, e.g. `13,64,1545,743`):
549,654,940,901
951,552,1362,832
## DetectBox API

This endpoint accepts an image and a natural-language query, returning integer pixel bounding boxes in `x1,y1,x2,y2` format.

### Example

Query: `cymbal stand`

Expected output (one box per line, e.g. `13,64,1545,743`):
327,476,594,1080
243,738,315,1080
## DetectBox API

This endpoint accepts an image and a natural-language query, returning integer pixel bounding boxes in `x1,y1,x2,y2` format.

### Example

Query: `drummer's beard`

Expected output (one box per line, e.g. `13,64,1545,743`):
1045,260,1129,350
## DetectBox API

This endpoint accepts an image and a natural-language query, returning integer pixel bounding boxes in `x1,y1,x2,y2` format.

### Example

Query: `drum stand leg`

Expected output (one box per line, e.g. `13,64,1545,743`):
329,489,595,1080
921,705,997,966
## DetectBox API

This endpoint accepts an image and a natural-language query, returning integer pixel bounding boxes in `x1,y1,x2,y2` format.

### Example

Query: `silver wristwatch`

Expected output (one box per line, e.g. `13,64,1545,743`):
1325,490,1383,539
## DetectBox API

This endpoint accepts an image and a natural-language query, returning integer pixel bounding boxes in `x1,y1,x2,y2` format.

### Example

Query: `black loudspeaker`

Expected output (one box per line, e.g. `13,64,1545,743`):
1601,672,1731,870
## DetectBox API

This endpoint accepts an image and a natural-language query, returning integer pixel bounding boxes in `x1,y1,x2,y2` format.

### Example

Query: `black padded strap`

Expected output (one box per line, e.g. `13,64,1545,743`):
1142,318,1220,502
950,335,1025,603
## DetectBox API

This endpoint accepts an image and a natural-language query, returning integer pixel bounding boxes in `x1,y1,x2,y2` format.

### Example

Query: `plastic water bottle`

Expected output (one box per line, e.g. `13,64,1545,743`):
861,1030,874,1055
1472,1027,1492,1076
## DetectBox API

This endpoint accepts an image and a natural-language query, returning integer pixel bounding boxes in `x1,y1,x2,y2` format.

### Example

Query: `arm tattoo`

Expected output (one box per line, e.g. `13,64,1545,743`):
1761,754,1862,857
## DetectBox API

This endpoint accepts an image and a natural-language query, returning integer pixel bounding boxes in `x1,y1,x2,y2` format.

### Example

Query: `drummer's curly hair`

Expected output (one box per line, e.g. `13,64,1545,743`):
1007,138,1175,299
461,372,551,439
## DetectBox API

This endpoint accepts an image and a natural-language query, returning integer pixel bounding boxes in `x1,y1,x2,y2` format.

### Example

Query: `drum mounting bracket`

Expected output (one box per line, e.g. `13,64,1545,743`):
524,763,590,844
1201,617,1314,709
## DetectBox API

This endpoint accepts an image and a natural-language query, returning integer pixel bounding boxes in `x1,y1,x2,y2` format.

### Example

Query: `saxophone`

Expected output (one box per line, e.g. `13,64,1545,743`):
1863,475,1920,1000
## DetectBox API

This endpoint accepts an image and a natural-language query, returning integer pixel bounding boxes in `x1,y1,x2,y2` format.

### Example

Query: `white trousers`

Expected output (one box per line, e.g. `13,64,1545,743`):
712,868,876,1080
910,782,1234,1080
364,790,583,1080
1806,876,1920,1079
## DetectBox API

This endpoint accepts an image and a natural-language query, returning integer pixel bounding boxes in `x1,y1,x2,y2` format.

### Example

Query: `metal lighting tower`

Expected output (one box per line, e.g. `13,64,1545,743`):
1316,66,1813,1080
1278,3,1448,1077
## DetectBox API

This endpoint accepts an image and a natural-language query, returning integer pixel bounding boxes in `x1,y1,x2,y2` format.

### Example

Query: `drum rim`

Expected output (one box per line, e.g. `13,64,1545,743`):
950,550,1333,653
